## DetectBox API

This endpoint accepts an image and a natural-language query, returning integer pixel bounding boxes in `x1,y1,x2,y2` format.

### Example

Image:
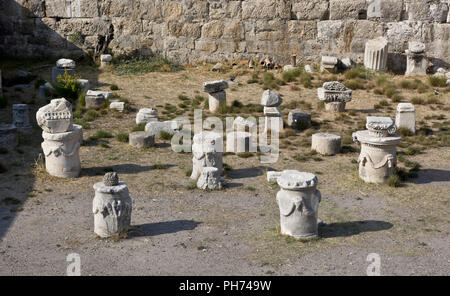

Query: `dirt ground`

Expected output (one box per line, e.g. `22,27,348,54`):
0,59,449,275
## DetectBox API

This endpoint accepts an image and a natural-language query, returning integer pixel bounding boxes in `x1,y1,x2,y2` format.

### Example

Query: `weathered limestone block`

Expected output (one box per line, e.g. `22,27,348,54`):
367,0,404,21
288,110,311,130
320,56,339,73
330,0,367,20
405,41,427,76
204,80,228,113
276,170,321,239
77,79,90,92
191,132,223,180
13,104,32,132
364,37,389,72
93,173,132,238
242,0,291,20
85,91,106,109
197,167,225,190
353,117,401,184
100,54,113,67
317,81,352,112
41,125,82,178
226,131,252,153
129,131,155,148
261,89,283,107
311,133,342,156
264,107,284,133
0,124,18,148
267,171,283,182
36,98,73,134
291,0,329,20
408,0,449,23
396,103,416,134
232,116,257,132
136,108,158,125
109,101,125,112
145,120,180,137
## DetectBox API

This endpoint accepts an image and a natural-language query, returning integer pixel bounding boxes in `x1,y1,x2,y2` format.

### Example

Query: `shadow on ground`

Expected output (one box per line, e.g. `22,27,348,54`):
410,169,450,184
319,220,393,238
129,220,201,237
82,164,176,176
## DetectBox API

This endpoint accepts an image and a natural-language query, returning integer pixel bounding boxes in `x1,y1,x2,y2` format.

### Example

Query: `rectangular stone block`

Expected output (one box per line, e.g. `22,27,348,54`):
292,0,329,20
329,0,367,20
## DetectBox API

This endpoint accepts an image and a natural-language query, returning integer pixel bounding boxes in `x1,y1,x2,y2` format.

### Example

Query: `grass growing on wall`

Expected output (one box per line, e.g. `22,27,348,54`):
112,53,184,75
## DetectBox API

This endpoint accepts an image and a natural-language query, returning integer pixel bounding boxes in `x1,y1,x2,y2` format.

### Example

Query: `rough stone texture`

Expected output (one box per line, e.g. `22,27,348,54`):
405,41,427,76
288,110,311,130
109,101,125,112
311,133,342,155
196,167,225,191
56,58,75,68
100,54,112,67
317,81,352,112
191,132,223,180
1,1,449,72
364,37,389,71
93,176,132,238
77,79,90,92
145,120,179,137
136,108,158,125
320,56,338,73
276,170,321,239
267,171,283,182
36,98,73,134
353,117,401,184
12,104,31,132
395,103,416,134
103,172,119,186
261,89,283,107
203,80,228,93
129,131,155,148
41,125,82,178
0,124,18,148
85,90,106,109
208,91,226,113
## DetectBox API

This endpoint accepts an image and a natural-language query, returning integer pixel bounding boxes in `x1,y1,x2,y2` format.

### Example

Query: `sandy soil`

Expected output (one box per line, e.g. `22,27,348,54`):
0,59,449,275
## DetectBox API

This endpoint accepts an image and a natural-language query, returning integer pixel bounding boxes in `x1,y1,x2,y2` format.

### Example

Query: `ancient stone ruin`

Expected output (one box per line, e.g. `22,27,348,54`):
276,170,322,239
93,172,132,238
317,81,352,112
197,167,225,190
100,54,113,68
190,132,223,181
261,89,283,132
311,133,342,156
396,103,416,134
353,117,402,184
136,108,158,125
203,80,228,113
0,124,18,148
288,110,311,130
320,56,338,73
36,98,82,178
405,41,427,76
52,58,75,84
364,37,389,72
12,104,32,132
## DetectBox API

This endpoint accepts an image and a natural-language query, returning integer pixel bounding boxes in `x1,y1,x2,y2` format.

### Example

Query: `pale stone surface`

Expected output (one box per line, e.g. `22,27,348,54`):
93,173,132,238
208,91,226,113
52,67,75,84
129,131,155,148
145,120,180,137
405,41,427,76
276,170,321,239
109,101,125,112
396,103,416,134
341,58,354,69
320,56,338,73
364,37,389,72
56,58,75,68
100,54,113,67
311,133,341,156
77,79,90,91
267,171,282,182
261,89,283,107
36,98,73,134
264,106,283,132
191,132,223,180
317,81,352,112
353,117,401,184
87,90,114,99
136,108,158,125
226,131,252,153
0,124,18,148
85,90,106,109
203,80,229,93
197,167,225,190
288,110,311,129
13,104,31,132
232,116,257,132
283,65,297,72
41,125,82,178
304,65,314,73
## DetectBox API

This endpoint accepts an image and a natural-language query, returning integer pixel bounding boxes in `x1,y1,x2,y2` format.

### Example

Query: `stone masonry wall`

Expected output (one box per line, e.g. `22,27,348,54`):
0,0,449,71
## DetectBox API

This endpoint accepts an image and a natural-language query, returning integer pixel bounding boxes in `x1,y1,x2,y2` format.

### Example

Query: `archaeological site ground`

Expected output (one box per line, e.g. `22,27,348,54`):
0,0,449,276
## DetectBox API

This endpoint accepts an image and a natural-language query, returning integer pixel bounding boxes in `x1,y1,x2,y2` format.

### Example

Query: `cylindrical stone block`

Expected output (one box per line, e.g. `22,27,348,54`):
93,179,132,238
364,37,388,72
197,167,224,190
208,91,226,113
41,126,82,178
276,170,321,239
396,103,416,134
311,133,341,156
325,102,346,112
288,110,311,130
129,132,155,148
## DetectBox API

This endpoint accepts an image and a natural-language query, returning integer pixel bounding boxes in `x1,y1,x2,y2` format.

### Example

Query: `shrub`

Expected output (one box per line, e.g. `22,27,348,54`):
387,174,401,187
399,80,413,89
411,97,424,105
383,87,396,98
375,76,388,86
231,100,243,108
160,131,172,140
91,130,113,140
110,84,119,91
116,132,129,143
397,128,414,137
53,71,82,102
391,95,403,103
428,76,447,87
84,110,99,122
